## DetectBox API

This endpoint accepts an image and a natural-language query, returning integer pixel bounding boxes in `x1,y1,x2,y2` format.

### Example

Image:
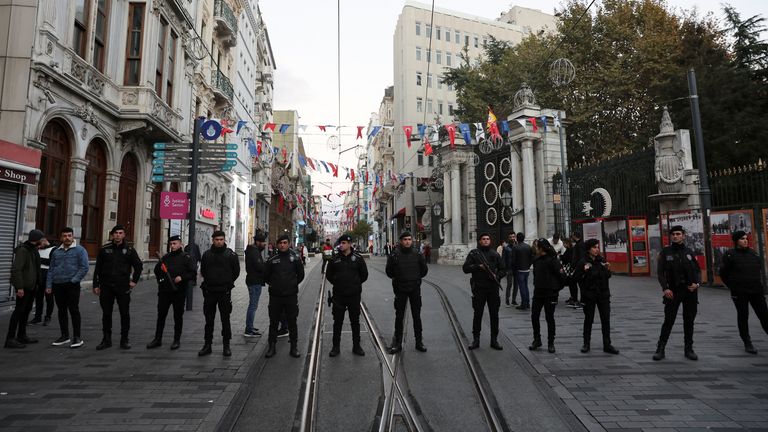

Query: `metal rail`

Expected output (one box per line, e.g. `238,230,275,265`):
299,276,328,431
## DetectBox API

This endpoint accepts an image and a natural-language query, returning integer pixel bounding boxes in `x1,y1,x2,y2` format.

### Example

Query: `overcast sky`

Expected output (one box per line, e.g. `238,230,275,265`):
258,0,766,211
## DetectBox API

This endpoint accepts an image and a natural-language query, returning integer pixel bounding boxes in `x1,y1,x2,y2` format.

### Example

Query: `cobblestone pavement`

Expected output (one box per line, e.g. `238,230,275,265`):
423,262,768,432
0,258,306,432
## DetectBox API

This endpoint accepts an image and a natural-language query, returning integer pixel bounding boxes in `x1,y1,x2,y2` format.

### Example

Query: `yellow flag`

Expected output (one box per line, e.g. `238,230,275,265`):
486,106,497,129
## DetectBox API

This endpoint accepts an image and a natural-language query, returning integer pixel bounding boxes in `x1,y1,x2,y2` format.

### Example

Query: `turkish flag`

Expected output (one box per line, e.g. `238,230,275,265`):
403,126,413,147
328,162,339,177
528,117,538,133
424,137,433,156
357,126,364,139
445,124,456,149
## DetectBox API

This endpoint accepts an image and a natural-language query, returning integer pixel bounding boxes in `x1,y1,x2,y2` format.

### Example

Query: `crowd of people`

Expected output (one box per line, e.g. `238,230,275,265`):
5,224,768,361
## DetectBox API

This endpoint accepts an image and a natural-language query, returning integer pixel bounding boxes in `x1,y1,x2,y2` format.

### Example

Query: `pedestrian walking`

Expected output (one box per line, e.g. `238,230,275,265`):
4,229,43,349
183,242,201,311
326,234,368,357
512,232,533,310
47,227,89,348
549,233,566,257
30,238,56,326
572,239,619,354
384,242,391,256
569,232,586,307
321,238,334,274
502,232,518,306
385,231,429,354
264,234,304,358
561,239,580,308
244,232,267,338
148,235,196,350
529,239,565,353
652,225,701,361
719,230,768,354
93,225,143,350
198,231,240,357
423,242,431,264
463,233,506,350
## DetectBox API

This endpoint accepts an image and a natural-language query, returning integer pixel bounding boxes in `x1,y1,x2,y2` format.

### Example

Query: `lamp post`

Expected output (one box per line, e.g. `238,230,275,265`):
500,191,512,243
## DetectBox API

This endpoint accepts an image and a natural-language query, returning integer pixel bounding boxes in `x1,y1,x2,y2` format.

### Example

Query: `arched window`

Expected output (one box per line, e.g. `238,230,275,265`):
117,153,138,241
37,121,72,238
81,139,106,256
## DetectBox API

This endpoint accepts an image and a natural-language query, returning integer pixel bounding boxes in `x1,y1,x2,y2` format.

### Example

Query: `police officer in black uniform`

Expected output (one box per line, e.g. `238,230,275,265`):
385,231,428,354
653,225,701,361
719,230,768,354
93,225,143,350
148,235,197,350
326,234,368,357
264,234,304,358
198,231,240,357
463,232,506,350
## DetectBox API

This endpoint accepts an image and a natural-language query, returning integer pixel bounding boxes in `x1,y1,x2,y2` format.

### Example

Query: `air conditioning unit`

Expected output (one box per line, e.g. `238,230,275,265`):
256,183,270,196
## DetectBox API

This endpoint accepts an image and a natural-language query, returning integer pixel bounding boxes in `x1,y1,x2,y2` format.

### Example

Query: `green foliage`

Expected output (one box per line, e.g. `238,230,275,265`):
442,0,768,169
351,220,372,243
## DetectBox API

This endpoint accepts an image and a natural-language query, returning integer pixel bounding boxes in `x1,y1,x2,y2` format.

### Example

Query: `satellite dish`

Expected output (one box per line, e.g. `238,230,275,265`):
590,188,613,217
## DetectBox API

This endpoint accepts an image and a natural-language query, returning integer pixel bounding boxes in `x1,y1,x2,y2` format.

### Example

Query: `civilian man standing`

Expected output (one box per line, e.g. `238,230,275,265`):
47,227,89,348
512,233,533,310
148,235,197,350
326,234,368,356
198,231,240,357
653,225,701,361
4,229,43,348
244,232,267,337
264,234,304,358
93,225,143,350
385,231,429,354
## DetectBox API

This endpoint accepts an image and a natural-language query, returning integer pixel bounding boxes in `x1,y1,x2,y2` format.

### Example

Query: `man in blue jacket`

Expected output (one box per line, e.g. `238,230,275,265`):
47,227,90,348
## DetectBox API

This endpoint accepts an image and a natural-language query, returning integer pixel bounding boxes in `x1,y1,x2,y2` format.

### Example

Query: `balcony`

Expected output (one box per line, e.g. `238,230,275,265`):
214,0,238,46
211,69,234,103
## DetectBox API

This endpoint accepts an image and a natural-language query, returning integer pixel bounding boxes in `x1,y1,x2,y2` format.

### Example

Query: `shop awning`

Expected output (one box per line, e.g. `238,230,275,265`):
391,207,406,219
0,139,41,185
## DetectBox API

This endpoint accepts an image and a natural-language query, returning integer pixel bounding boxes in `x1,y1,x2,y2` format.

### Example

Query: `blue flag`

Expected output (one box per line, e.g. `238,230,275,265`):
540,116,548,133
500,120,510,135
417,124,427,139
279,124,290,134
368,125,382,139
459,123,471,144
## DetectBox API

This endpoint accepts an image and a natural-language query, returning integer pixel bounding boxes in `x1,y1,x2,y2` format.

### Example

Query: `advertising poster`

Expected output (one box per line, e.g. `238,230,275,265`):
629,218,650,275
603,219,629,273
583,221,603,252
711,210,754,285
667,210,707,282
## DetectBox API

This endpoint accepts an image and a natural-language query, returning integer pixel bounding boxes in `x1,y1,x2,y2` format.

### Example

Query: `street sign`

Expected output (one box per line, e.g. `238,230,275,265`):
153,165,233,174
155,143,238,151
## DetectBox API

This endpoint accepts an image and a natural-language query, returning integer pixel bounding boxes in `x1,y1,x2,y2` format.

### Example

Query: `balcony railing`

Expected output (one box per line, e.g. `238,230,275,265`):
211,69,234,102
214,0,238,37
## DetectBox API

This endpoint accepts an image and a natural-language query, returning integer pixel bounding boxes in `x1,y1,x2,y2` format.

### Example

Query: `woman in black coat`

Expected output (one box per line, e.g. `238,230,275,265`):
530,239,565,353
572,239,619,355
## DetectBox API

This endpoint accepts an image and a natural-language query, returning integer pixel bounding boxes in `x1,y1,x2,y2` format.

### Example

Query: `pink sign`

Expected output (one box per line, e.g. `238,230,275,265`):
159,192,189,219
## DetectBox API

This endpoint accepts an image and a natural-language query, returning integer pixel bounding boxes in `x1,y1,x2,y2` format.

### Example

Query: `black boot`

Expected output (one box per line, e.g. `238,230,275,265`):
170,339,181,350
684,344,698,361
223,341,232,357
329,345,340,357
745,343,758,354
289,342,300,358
490,338,503,350
415,338,427,352
96,334,112,350
603,343,619,355
652,341,666,361
528,339,542,350
581,341,590,353
468,337,480,350
120,337,131,350
265,342,276,358
146,338,162,349
547,342,556,353
4,339,26,349
389,337,402,354
198,343,212,356
352,344,365,356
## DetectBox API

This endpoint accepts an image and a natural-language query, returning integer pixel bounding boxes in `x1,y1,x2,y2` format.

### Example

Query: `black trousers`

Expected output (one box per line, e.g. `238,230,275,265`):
393,287,422,342
506,270,518,303
268,294,299,344
531,296,557,343
731,292,768,345
472,288,501,338
156,289,186,341
53,283,81,339
100,285,131,339
658,290,698,347
331,293,361,347
582,297,611,345
568,283,580,302
203,290,232,343
6,291,35,341
34,271,54,320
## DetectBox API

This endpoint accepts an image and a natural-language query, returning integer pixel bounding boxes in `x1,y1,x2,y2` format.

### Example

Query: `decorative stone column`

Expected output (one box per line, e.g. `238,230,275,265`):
104,169,122,239
511,143,524,231
443,170,452,243
521,140,537,241
69,158,88,238
450,162,461,245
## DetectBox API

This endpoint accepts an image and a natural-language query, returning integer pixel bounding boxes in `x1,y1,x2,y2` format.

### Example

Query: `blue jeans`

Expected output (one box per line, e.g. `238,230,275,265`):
246,284,263,332
516,271,530,307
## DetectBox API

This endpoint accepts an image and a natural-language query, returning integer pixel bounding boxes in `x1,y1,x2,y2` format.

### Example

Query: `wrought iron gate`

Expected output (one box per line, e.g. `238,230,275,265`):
475,147,516,245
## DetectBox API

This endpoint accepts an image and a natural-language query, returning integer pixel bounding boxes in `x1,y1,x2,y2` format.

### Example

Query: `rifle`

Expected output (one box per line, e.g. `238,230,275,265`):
472,250,503,291
156,252,179,292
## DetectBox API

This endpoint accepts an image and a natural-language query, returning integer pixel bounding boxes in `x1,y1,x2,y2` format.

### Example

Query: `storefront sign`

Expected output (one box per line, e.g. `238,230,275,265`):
159,192,189,219
200,208,216,219
0,167,36,185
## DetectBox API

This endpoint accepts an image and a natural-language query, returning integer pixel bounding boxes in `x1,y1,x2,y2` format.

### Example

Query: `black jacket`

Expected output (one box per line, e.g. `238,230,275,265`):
11,241,40,292
154,249,197,292
657,242,700,292
385,246,428,292
463,247,506,291
326,251,368,296
532,254,564,299
245,245,267,285
264,250,305,297
511,242,534,272
719,247,764,295
94,241,143,288
572,255,611,301
572,239,586,264
200,245,240,292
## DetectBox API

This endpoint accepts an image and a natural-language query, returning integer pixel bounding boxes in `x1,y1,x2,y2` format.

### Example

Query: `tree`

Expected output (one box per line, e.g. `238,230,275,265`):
351,220,372,245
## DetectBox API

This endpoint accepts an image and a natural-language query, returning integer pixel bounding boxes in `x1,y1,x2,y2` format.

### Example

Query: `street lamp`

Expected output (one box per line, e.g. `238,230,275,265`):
500,191,512,242
433,203,442,217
